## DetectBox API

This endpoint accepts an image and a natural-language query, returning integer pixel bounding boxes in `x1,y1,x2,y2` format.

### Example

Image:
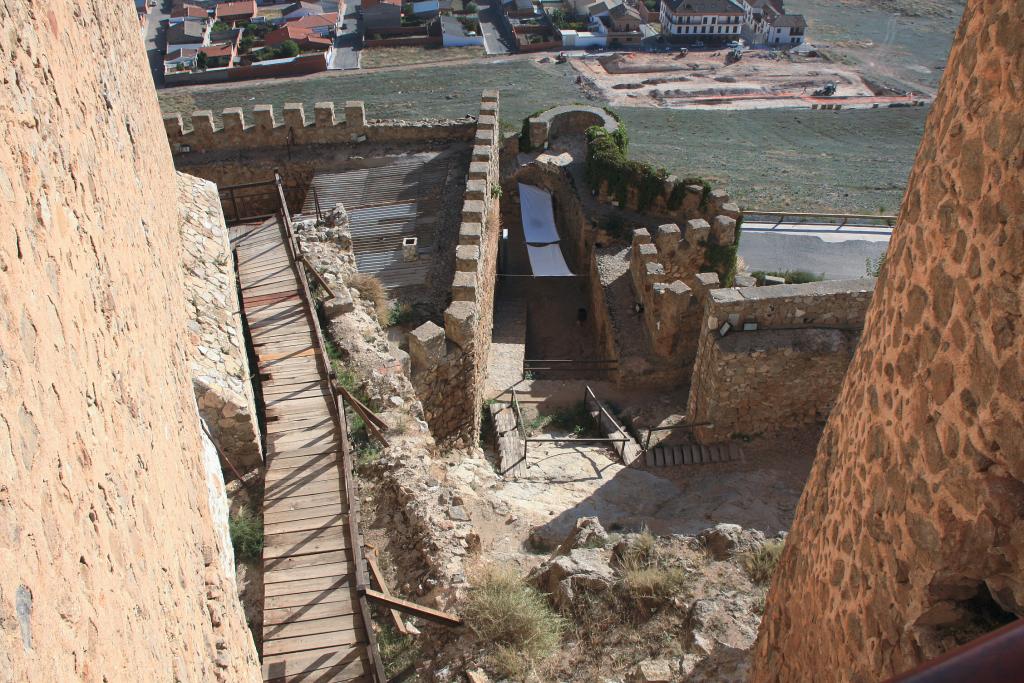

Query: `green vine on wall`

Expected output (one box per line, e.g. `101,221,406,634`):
584,125,671,212
702,215,743,286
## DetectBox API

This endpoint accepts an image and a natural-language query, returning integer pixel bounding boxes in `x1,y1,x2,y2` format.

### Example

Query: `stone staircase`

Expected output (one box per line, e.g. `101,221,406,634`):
644,442,744,468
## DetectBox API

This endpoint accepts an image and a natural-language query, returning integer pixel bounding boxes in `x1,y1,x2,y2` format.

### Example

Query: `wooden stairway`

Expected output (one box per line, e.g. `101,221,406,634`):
643,442,744,468
232,216,378,683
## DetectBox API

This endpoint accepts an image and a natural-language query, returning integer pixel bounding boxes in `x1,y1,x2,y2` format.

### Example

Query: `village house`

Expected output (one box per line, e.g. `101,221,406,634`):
166,17,211,51
606,3,642,44
282,11,342,35
169,3,210,22
659,0,744,41
264,22,334,50
215,0,258,25
763,11,805,45
361,0,402,29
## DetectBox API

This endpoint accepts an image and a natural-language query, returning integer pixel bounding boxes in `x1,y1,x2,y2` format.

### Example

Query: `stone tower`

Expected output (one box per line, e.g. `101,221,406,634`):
1,0,260,680
752,1,1023,680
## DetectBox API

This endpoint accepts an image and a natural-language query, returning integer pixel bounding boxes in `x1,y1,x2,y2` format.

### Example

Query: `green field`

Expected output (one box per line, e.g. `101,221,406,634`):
159,59,929,213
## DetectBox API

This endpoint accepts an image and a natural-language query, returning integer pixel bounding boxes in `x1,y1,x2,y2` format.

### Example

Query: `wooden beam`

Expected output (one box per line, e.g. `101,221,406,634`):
364,545,407,635
364,590,462,627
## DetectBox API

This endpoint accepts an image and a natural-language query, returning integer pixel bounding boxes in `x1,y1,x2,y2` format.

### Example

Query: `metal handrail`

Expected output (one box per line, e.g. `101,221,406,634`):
271,172,388,683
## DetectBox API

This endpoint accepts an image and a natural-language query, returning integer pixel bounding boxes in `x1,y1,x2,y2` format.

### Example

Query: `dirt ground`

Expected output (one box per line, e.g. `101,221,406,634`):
572,50,925,110
460,424,819,574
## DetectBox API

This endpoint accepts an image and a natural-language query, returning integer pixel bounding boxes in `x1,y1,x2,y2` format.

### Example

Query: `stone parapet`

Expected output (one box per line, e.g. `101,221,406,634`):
686,278,876,443
163,101,477,154
408,91,502,447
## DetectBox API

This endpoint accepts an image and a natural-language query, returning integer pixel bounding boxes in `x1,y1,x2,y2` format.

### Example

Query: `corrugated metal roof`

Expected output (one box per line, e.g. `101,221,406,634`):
302,158,451,289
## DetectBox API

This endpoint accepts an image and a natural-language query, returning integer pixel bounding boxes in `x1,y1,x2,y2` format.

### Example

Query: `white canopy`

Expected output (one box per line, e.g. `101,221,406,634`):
526,243,574,277
518,183,561,244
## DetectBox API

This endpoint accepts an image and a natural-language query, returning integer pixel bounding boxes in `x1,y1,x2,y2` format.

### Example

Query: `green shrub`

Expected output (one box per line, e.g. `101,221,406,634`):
702,215,742,286
229,507,263,563
616,529,690,601
548,401,593,436
387,302,416,327
741,539,785,585
584,124,669,212
465,567,564,676
865,251,887,277
377,623,419,678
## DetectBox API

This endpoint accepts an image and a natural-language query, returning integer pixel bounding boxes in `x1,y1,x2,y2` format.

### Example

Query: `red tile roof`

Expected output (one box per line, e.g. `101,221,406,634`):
285,12,339,28
200,41,237,57
215,0,257,19
264,24,333,46
171,4,208,17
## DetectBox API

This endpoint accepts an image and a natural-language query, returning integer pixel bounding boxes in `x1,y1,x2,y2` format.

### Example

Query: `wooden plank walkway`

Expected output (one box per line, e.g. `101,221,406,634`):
232,217,374,683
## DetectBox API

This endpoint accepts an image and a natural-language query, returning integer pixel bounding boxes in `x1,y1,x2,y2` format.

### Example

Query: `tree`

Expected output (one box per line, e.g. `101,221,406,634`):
239,35,255,53
196,51,208,70
280,39,300,57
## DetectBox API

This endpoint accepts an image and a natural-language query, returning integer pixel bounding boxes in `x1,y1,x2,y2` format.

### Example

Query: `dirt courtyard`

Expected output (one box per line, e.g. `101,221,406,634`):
448,424,820,573
572,50,923,110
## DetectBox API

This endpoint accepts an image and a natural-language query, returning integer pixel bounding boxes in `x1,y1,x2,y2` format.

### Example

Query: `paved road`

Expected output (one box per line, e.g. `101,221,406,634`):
739,231,888,280
479,0,513,55
144,0,170,87
329,15,362,70
741,220,892,242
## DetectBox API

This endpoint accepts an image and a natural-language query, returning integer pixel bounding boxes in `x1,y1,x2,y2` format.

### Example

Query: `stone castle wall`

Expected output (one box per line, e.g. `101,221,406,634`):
687,279,875,443
0,0,260,679
752,1,1023,679
178,173,263,472
408,90,502,446
164,101,476,154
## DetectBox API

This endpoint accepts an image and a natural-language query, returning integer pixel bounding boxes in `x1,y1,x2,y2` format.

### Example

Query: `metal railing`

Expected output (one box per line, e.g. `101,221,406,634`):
523,358,618,380
269,172,388,683
512,384,630,470
743,209,898,227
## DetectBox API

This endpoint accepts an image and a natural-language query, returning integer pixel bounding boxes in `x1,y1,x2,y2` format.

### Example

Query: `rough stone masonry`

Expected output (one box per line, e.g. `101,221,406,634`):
177,173,263,472
752,0,1024,679
0,0,260,680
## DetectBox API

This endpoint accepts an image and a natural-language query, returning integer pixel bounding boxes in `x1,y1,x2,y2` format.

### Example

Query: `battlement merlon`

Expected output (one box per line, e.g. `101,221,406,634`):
162,100,479,154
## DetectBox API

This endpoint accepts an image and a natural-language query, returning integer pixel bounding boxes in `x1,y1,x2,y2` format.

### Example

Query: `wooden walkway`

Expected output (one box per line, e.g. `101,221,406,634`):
231,216,378,683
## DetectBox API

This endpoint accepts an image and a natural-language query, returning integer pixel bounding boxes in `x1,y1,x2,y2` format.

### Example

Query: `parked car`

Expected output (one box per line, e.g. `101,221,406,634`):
693,40,704,48
679,47,688,54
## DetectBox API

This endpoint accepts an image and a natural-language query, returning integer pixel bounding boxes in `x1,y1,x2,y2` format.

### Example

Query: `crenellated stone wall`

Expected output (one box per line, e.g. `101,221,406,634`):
408,90,502,446
687,279,875,443
177,173,263,473
752,1,1024,679
1,0,260,678
163,101,476,155
627,217,738,364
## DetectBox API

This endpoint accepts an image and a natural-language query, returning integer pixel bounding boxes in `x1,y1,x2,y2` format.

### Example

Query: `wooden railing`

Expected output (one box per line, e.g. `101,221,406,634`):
271,172,388,683
742,209,898,227
219,179,304,225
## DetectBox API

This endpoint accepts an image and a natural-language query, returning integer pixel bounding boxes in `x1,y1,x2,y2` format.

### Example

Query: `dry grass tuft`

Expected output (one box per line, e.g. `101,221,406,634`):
347,272,390,325
741,539,785,585
464,566,564,679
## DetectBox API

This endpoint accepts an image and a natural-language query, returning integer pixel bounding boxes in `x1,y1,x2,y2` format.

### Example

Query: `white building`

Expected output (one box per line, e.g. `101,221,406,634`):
659,0,744,41
764,11,805,45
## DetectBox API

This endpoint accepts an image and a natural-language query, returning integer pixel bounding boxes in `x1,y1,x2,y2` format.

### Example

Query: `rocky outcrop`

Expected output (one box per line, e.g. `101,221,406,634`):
698,523,765,561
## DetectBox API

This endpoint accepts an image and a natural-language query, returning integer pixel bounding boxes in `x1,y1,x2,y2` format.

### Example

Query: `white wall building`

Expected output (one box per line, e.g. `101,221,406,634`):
659,0,744,40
